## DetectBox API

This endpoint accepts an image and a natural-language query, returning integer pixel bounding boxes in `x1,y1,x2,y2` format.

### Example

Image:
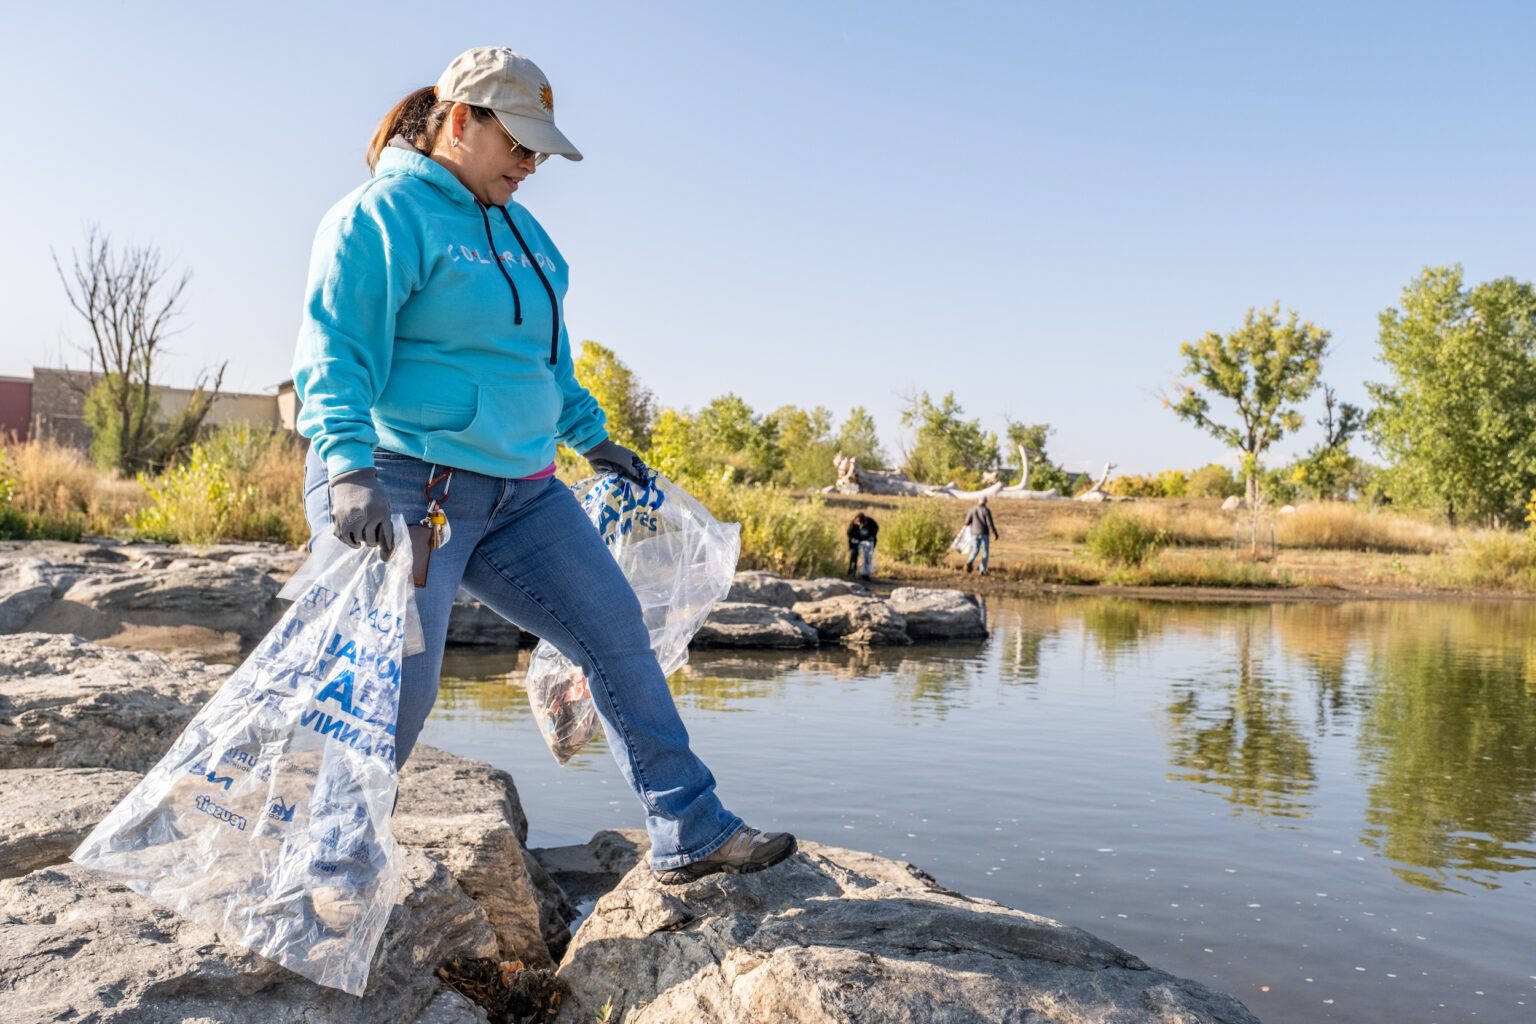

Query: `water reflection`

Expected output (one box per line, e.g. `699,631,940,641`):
1163,617,1318,819
1357,604,1536,892
434,596,1536,891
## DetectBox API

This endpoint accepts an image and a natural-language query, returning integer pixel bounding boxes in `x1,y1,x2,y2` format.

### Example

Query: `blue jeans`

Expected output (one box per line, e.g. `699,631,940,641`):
302,446,743,869
967,532,991,571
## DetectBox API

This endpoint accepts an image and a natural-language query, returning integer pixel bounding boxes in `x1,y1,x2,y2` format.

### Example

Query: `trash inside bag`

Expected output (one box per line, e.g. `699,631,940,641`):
524,472,740,764
950,526,974,554
72,516,418,996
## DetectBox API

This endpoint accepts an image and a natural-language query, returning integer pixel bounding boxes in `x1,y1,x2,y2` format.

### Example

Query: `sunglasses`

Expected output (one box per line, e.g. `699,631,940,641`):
490,117,549,165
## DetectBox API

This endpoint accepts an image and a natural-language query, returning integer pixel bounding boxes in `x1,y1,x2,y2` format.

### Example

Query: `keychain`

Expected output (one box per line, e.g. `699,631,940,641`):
421,467,455,550
423,501,452,549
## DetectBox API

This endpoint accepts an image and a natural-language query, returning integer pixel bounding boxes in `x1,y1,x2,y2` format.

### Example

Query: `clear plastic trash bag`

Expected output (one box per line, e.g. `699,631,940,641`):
524,472,741,764
72,516,420,996
857,539,877,576
950,526,974,554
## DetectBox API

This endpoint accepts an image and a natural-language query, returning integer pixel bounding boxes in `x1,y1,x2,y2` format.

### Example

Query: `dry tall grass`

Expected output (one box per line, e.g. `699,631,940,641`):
1053,501,1450,555
1443,531,1536,589
1,435,145,536
1274,503,1448,554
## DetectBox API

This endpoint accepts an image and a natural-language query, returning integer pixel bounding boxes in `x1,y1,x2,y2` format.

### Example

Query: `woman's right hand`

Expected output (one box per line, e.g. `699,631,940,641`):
330,467,396,558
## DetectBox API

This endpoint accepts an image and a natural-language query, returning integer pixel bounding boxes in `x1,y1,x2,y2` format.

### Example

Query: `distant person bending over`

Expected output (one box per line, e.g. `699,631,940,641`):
291,47,795,885
963,497,1000,574
847,511,879,578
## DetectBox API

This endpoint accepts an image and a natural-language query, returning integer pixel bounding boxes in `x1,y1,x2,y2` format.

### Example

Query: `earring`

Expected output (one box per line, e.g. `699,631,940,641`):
450,136,460,148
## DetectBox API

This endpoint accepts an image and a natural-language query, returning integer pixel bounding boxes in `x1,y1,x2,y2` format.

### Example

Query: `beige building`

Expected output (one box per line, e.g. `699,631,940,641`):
15,368,300,449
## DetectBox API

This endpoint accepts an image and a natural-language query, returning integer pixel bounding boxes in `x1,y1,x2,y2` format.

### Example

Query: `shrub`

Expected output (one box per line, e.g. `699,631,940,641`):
1085,511,1164,567
130,445,245,544
125,424,308,546
1187,463,1242,499
688,474,840,577
880,502,952,566
203,423,307,545
1106,473,1162,498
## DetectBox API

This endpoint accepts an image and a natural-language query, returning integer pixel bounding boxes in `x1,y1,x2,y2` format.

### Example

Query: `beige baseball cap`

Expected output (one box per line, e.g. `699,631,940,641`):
436,47,582,161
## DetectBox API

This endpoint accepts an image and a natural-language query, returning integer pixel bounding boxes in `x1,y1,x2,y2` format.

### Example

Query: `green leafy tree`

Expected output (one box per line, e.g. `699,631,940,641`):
767,405,837,488
694,394,783,483
1367,266,1536,525
646,407,701,480
573,340,655,451
1003,420,1073,492
899,391,1000,488
1169,303,1330,507
833,406,887,470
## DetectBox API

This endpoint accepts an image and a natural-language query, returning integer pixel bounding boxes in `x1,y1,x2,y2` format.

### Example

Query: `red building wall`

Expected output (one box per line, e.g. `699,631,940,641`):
0,377,31,441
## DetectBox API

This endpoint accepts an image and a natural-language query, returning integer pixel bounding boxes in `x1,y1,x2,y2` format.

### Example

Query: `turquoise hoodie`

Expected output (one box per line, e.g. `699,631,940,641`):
292,143,607,480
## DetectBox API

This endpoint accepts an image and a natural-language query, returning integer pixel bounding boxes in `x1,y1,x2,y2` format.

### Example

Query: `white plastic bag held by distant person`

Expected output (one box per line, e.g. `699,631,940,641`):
523,472,740,763
72,516,420,995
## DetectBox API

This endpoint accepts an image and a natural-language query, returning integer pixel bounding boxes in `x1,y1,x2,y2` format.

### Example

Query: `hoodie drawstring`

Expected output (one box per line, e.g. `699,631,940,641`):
477,201,523,326
498,207,562,367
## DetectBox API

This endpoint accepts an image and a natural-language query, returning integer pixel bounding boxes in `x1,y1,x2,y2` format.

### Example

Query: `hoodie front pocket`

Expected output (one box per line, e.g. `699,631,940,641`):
426,381,562,454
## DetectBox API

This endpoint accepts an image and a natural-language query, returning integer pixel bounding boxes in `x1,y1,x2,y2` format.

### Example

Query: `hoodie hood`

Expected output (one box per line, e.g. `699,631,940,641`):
375,137,480,210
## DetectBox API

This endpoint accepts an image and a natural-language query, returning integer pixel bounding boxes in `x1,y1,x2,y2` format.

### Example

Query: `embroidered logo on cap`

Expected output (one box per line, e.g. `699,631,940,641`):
539,82,554,111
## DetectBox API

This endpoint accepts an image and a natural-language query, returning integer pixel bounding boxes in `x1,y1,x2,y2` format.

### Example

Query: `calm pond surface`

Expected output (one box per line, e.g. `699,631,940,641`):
421,596,1536,1024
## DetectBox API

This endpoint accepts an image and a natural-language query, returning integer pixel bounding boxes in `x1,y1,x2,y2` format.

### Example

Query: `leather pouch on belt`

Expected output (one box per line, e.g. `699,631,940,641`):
406,522,432,588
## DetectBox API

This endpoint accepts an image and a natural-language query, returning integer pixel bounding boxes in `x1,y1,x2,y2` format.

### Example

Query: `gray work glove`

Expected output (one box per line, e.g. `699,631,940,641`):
329,467,396,558
584,438,652,485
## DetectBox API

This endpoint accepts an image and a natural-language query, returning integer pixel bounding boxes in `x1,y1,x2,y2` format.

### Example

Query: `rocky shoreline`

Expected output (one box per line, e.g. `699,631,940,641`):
1,541,988,657
0,541,1261,1023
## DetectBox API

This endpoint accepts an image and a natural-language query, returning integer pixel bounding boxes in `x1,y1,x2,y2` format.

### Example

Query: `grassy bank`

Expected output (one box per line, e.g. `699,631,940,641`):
7,432,1536,598
812,491,1536,597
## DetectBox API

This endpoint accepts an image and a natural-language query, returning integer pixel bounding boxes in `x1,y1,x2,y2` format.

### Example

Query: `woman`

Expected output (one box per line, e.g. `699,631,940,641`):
292,47,794,884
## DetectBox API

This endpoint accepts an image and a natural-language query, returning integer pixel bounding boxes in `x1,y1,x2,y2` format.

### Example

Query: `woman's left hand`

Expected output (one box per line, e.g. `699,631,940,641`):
584,439,652,485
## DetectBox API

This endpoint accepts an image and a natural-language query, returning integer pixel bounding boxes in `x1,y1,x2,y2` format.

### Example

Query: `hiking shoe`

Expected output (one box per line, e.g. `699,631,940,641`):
654,826,797,885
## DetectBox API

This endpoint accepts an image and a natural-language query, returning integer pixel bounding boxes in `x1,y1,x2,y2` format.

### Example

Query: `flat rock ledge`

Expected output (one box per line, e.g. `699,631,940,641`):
0,540,529,652
549,832,1260,1024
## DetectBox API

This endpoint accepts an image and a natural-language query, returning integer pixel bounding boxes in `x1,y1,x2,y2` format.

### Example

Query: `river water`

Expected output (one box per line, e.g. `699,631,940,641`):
421,596,1536,1024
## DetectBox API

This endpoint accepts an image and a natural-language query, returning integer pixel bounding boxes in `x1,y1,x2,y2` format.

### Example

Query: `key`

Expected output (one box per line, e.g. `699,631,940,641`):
426,505,451,549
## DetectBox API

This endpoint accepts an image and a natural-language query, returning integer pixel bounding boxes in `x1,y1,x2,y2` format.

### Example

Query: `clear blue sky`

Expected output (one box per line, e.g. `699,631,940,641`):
2,2,1531,475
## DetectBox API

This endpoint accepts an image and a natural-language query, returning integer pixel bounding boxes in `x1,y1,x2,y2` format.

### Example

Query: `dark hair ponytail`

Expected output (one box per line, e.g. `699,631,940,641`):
366,86,496,172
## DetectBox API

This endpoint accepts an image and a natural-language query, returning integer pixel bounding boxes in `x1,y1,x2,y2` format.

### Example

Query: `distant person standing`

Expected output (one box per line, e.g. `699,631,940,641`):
963,496,1000,574
847,511,879,578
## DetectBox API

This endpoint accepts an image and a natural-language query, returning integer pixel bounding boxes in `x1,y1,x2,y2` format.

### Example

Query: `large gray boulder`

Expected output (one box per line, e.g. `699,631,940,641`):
0,852,499,1024
725,572,868,609
0,767,140,879
791,594,910,647
886,587,988,639
693,602,819,649
396,746,572,967
724,571,798,608
785,576,869,604
26,564,282,641
0,633,232,771
555,841,1260,1024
